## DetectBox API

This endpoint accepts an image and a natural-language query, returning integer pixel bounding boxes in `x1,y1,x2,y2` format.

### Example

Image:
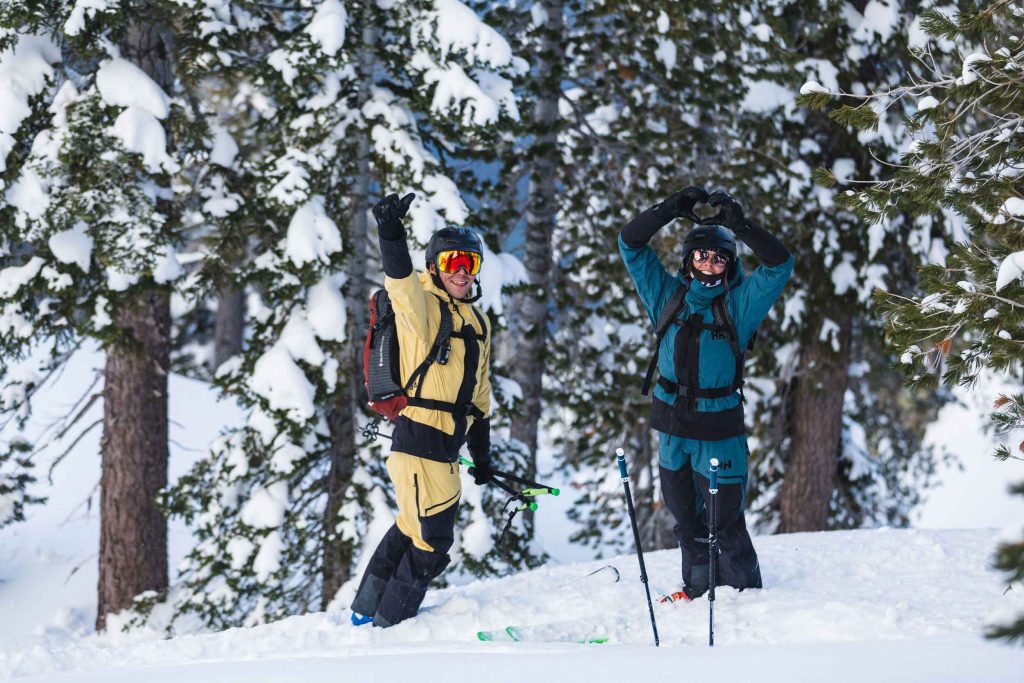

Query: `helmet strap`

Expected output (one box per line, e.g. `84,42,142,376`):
462,280,483,303
430,268,483,303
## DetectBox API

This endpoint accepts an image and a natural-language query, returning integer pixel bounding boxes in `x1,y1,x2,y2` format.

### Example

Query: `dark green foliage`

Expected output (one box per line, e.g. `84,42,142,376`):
819,0,1024,644
0,438,46,529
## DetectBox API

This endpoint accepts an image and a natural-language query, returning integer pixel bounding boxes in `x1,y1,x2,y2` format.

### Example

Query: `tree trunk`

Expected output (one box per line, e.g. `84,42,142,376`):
98,290,172,630
213,284,244,370
96,6,174,631
777,317,852,533
508,0,564,534
320,17,377,609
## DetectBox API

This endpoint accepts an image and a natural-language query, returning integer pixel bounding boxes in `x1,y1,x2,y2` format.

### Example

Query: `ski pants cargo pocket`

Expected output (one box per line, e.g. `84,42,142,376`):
387,451,461,553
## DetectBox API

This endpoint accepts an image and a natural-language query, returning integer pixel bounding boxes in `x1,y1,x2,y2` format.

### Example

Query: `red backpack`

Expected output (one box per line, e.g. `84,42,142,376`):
363,289,487,421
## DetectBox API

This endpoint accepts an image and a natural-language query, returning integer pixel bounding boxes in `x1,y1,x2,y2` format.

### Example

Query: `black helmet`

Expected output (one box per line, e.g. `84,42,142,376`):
682,224,737,281
425,226,483,269
682,224,736,259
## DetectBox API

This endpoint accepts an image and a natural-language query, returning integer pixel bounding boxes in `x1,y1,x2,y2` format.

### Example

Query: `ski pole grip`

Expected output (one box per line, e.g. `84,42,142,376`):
616,448,628,479
459,456,474,468
710,458,719,490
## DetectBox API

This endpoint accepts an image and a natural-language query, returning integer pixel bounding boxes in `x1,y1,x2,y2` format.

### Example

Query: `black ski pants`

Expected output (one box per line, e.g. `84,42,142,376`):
660,462,762,597
351,452,460,627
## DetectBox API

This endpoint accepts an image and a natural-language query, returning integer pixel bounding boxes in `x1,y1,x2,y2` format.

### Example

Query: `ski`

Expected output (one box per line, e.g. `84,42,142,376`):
475,564,619,644
476,621,609,644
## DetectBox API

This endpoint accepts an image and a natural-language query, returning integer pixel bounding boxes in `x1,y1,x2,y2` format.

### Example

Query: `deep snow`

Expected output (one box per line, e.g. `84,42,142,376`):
1,529,1022,681
1,349,1022,682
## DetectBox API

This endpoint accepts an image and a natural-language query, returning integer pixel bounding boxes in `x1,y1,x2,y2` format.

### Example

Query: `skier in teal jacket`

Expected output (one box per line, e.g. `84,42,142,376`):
619,186,793,600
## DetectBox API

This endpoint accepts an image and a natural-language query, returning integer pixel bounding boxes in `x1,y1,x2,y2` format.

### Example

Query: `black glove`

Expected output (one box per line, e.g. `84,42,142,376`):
468,459,494,486
655,185,708,222
707,191,751,236
372,192,415,240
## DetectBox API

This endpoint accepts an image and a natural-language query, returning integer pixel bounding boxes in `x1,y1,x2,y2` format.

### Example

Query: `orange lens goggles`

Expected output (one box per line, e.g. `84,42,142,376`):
436,250,482,275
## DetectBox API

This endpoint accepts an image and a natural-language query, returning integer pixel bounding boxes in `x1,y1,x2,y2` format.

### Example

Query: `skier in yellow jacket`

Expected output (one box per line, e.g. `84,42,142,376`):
351,192,493,628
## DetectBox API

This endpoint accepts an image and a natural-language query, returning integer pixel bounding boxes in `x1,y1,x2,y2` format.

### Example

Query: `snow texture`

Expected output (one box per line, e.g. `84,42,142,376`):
429,0,514,68
0,529,1021,681
0,349,1022,682
208,124,239,168
47,223,94,272
0,34,60,173
305,0,348,57
64,0,115,36
741,79,794,113
996,251,1024,291
852,0,900,43
250,345,317,422
285,196,343,266
96,58,176,173
0,257,45,298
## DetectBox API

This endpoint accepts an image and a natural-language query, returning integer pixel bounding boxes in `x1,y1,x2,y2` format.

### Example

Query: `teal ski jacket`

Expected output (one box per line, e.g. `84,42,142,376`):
619,210,793,481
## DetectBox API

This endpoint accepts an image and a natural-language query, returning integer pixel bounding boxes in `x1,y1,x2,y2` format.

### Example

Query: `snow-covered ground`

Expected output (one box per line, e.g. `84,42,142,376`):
2,347,1022,681
2,529,1021,681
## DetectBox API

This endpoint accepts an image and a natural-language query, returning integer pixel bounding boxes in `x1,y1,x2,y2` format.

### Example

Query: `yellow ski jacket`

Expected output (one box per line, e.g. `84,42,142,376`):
384,269,491,463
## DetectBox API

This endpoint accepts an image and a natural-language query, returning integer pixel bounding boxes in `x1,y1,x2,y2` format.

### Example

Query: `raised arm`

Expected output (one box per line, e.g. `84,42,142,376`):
619,186,708,323
707,191,794,341
375,192,432,342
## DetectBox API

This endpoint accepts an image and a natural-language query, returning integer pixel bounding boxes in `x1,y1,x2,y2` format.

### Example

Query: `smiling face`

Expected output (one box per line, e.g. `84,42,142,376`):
429,262,476,299
691,248,729,277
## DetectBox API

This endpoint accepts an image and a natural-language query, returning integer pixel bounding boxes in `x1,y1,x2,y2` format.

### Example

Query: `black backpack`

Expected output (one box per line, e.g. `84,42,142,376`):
641,284,752,404
363,289,486,421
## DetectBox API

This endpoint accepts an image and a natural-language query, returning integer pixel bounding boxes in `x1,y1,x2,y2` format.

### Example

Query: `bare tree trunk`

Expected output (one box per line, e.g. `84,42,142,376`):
320,17,377,609
98,290,172,629
508,0,563,534
778,317,852,533
213,284,244,369
96,6,174,631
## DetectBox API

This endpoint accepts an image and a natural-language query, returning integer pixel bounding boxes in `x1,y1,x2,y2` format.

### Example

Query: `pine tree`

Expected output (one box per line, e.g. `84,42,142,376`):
0,0,211,629
800,0,1024,642
160,0,527,629
476,0,767,553
730,0,953,533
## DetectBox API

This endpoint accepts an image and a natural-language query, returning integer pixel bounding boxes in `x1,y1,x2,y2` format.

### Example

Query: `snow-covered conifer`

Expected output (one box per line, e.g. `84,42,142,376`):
160,0,527,629
728,0,956,532
801,0,1024,641
0,0,208,629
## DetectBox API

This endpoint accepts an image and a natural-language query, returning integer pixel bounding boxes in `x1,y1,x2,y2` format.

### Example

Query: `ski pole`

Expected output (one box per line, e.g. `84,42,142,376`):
708,457,719,647
458,457,560,496
616,447,659,647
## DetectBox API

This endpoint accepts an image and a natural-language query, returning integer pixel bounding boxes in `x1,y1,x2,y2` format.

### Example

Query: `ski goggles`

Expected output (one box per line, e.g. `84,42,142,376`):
436,249,482,275
693,248,731,268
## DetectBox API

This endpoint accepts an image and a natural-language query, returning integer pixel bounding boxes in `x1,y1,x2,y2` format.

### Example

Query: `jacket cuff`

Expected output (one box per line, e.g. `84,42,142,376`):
379,233,413,279
466,417,491,466
738,220,790,267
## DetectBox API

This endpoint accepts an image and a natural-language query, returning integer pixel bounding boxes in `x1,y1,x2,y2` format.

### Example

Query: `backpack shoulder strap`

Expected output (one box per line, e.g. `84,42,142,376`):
404,296,454,397
641,283,688,396
711,293,746,398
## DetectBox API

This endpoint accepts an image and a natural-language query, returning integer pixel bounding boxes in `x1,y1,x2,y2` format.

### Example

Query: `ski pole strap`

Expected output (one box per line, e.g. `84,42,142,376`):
362,420,392,442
